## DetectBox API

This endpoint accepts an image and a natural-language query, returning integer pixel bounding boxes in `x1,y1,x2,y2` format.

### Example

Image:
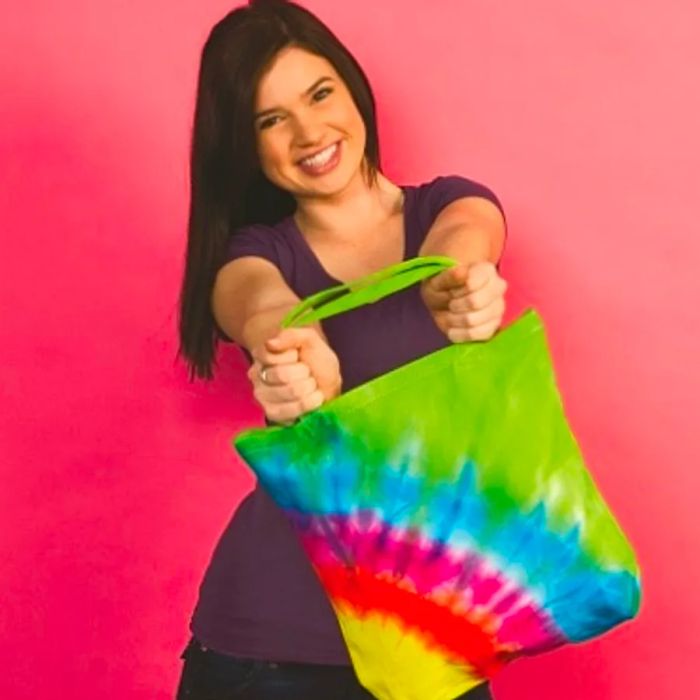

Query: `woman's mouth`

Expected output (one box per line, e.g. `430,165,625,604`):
297,141,342,176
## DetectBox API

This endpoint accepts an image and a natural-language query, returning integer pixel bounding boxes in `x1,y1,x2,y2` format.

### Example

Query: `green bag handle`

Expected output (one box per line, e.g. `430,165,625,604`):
282,255,458,328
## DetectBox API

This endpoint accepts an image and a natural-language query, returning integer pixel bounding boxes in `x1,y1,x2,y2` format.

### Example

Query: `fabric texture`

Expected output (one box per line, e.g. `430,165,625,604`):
191,175,505,665
232,258,641,700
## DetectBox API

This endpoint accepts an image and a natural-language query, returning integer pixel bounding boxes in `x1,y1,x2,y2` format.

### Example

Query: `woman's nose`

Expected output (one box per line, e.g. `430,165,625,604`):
291,114,326,147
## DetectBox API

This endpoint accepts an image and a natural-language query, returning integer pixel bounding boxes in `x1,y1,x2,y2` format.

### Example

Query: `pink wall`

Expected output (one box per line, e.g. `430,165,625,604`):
2,1,698,697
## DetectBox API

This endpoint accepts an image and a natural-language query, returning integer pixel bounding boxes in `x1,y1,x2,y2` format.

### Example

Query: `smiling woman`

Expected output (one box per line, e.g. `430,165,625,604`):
176,1,506,698
252,50,368,195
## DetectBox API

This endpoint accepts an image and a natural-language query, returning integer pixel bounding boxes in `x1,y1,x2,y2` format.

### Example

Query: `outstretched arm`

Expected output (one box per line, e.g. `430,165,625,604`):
419,196,508,342
212,257,342,424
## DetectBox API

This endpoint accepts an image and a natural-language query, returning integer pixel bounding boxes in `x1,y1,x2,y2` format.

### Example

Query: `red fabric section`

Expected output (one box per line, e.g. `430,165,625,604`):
317,563,508,678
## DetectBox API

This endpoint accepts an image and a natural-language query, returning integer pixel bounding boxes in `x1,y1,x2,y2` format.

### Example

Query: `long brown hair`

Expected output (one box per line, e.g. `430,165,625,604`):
178,0,382,380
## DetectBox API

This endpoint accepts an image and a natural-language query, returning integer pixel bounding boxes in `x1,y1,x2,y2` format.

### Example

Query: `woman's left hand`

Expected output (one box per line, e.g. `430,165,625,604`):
420,261,507,343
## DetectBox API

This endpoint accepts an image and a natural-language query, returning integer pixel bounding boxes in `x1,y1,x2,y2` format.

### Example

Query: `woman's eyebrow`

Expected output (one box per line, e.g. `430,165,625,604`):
254,76,334,120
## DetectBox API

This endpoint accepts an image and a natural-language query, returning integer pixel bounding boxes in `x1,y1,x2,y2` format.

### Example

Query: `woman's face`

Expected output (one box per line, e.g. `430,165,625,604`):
253,46,368,199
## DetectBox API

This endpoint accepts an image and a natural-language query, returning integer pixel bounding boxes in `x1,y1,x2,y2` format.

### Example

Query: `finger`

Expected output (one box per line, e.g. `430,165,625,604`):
423,268,468,312
252,345,299,367
449,264,503,299
448,294,473,312
265,327,316,354
445,298,505,329
247,361,261,383
447,318,501,343
449,277,502,311
465,262,498,293
297,388,325,413
265,362,312,385
249,361,311,387
448,290,506,318
255,376,318,404
429,265,468,293
464,276,507,312
247,360,274,384
422,284,452,312
265,390,324,424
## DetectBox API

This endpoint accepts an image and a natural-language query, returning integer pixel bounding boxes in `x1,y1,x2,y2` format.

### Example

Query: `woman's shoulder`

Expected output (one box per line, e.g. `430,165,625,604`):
229,218,288,241
407,173,505,223
411,173,501,202
221,217,306,303
225,218,294,263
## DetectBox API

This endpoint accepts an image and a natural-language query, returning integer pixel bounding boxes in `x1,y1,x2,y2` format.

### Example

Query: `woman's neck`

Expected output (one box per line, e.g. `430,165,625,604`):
293,168,404,241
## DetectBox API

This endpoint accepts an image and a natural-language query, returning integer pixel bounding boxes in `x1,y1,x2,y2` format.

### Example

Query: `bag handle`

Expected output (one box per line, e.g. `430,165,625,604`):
282,255,458,328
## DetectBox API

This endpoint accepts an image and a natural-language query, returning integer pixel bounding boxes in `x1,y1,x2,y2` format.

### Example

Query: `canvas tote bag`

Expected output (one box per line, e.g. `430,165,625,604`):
233,256,641,700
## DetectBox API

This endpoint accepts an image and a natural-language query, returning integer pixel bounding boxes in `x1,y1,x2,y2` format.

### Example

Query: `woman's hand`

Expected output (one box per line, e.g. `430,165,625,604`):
248,327,342,425
421,261,507,343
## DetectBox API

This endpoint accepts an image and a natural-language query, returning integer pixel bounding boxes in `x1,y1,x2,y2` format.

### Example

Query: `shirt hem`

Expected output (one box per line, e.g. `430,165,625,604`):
190,622,352,666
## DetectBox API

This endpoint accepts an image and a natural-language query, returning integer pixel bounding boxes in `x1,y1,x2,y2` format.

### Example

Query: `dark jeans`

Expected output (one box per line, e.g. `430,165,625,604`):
176,638,493,700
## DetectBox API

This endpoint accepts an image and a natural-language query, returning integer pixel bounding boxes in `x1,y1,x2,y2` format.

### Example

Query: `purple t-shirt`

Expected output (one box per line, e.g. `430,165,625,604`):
190,175,505,664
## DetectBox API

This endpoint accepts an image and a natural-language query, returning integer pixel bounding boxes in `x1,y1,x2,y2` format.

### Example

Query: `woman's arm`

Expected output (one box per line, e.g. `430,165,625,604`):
418,196,508,342
418,195,506,265
212,256,309,349
212,257,342,423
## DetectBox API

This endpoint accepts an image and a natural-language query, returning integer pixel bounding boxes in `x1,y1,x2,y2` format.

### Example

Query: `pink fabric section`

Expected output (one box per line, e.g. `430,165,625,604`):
1,0,697,698
297,519,562,651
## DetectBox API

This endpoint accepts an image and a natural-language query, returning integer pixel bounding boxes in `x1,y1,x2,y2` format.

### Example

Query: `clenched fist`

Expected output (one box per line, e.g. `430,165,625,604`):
248,327,342,425
421,261,507,343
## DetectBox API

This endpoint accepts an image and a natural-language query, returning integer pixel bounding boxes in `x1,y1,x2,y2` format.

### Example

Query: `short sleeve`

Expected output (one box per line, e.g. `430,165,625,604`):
413,175,507,268
215,224,283,345
426,175,506,228
223,224,281,270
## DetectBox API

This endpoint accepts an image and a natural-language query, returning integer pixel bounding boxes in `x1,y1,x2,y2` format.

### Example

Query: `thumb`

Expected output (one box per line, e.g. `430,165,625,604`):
265,327,313,353
449,264,469,285
430,263,468,292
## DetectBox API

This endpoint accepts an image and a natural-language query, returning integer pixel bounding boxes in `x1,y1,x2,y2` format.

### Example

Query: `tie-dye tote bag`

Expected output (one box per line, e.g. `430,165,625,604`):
233,256,641,700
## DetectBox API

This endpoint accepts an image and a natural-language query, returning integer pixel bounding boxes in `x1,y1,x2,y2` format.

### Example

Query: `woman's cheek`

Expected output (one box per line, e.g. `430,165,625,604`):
257,138,286,184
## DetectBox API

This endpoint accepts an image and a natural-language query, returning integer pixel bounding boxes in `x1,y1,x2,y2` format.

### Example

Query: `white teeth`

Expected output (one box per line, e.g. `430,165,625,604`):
300,143,338,168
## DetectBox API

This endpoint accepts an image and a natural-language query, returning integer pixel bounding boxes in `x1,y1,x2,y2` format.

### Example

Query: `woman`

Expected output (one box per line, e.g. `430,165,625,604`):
177,1,508,698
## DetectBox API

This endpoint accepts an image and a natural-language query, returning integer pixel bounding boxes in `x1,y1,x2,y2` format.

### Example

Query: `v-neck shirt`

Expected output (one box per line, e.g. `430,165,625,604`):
217,175,505,391
191,174,505,664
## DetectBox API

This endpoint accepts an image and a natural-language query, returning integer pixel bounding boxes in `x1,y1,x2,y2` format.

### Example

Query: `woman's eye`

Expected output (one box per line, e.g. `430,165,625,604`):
258,89,332,130
313,87,333,102
259,116,281,130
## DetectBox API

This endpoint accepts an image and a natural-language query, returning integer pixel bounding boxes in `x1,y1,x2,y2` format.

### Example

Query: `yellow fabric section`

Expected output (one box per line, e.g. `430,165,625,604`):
335,609,486,700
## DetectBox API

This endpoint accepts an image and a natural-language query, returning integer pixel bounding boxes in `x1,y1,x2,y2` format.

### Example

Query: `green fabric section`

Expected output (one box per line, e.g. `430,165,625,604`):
236,309,639,575
238,256,639,574
282,256,457,328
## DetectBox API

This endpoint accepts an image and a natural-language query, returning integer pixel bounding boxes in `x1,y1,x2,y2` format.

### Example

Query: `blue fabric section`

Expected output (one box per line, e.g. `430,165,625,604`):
241,417,640,643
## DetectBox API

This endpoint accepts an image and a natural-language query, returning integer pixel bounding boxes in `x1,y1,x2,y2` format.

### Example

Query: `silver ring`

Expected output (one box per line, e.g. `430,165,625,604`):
260,366,271,385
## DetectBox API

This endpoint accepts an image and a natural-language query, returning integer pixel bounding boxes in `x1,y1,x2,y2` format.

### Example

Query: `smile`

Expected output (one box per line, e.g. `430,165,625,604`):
297,141,342,175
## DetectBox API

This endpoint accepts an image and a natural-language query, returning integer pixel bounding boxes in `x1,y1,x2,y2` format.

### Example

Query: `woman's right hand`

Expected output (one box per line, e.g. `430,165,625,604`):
248,327,342,425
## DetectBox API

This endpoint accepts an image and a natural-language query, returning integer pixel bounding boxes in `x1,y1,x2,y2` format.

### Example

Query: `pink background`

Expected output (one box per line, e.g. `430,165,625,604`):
2,1,698,698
